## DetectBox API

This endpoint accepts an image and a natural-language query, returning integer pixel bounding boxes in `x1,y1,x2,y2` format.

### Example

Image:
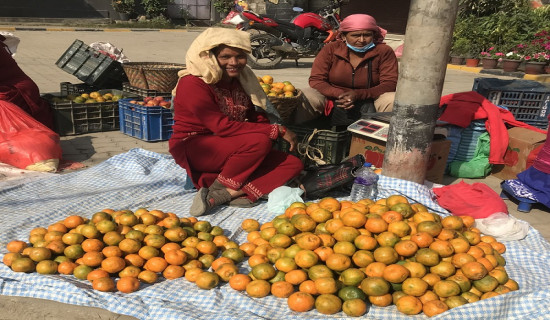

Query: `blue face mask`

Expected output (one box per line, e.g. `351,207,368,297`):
346,42,376,53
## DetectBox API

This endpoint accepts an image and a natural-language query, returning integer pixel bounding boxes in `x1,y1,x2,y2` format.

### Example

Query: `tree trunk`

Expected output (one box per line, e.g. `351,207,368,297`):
383,0,459,184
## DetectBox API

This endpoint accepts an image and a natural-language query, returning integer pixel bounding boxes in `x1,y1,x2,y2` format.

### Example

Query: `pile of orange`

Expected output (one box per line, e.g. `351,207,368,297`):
2,208,235,293
258,75,297,97
228,195,518,317
2,196,519,317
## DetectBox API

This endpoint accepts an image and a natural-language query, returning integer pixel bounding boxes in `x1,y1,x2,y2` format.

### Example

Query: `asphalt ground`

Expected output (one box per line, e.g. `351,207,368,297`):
1,26,549,320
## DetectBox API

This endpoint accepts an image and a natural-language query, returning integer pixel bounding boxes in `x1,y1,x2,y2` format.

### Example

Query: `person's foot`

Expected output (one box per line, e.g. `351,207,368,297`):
228,197,259,208
189,187,232,216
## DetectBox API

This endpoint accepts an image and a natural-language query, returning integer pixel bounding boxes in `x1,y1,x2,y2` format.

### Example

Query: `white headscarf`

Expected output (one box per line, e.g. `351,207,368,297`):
174,27,268,110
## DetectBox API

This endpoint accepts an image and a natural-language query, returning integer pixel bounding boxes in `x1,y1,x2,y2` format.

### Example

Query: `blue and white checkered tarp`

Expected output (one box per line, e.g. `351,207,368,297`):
1,148,550,320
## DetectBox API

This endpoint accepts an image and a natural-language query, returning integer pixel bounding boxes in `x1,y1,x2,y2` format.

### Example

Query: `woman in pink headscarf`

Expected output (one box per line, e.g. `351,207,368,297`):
295,14,399,127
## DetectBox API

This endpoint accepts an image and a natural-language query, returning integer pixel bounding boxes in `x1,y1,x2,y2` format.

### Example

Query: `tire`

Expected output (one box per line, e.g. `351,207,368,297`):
247,33,284,69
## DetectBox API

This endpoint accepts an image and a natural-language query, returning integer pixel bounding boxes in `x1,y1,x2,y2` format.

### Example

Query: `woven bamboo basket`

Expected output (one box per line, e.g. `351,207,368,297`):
268,89,303,124
122,62,186,93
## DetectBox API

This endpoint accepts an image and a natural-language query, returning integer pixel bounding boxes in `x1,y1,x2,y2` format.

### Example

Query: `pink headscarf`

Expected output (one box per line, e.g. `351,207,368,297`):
339,14,387,44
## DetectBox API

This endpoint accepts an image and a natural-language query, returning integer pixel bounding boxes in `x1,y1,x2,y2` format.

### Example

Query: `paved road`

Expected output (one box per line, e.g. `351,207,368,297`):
1,27,549,320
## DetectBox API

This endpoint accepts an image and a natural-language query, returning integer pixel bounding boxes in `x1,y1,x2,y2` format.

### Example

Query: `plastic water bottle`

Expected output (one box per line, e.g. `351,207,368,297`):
350,162,379,202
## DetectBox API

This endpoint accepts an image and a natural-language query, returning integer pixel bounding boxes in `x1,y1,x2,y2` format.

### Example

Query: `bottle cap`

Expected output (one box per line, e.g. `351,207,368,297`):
363,162,372,167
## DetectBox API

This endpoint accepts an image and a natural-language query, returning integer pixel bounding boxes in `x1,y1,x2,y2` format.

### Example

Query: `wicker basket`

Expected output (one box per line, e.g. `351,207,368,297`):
268,89,304,124
122,62,186,93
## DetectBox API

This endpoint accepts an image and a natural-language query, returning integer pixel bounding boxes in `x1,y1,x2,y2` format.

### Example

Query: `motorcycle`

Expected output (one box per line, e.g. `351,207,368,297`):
227,0,344,69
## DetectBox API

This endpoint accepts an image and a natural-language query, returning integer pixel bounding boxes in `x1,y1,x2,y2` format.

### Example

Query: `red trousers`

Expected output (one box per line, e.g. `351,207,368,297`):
169,133,303,201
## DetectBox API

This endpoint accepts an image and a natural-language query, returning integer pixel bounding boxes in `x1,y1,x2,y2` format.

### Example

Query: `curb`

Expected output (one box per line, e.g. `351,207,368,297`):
447,64,550,83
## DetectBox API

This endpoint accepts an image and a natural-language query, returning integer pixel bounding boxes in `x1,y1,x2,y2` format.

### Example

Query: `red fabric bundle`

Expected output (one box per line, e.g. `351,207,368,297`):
433,181,508,219
0,100,62,171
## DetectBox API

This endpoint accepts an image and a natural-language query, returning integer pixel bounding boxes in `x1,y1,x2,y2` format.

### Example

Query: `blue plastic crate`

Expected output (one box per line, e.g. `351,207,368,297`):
118,98,174,142
473,78,549,129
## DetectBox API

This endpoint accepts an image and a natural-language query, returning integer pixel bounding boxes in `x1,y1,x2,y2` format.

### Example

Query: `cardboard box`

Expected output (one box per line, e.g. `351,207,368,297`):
348,133,452,184
490,127,546,180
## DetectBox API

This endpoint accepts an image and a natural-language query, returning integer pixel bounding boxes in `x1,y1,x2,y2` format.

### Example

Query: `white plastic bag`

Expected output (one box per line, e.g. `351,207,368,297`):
474,212,530,241
267,186,304,214
0,31,20,56
89,41,130,63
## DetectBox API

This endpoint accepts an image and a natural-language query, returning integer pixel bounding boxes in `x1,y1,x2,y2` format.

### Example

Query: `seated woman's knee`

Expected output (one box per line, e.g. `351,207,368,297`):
244,133,273,153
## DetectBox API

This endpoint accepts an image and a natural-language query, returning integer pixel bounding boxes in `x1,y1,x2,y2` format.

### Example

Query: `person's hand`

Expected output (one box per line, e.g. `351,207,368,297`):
280,126,298,152
336,91,358,110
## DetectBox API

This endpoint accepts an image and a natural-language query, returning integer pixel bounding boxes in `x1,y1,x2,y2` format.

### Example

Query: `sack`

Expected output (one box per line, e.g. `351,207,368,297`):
0,100,62,172
301,154,365,200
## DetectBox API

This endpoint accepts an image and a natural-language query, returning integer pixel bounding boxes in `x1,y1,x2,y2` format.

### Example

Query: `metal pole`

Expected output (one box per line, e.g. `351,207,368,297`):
382,0,459,184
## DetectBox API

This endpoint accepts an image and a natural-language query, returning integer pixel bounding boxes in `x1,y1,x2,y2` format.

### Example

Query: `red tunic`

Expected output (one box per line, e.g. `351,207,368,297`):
169,75,303,201
0,39,54,131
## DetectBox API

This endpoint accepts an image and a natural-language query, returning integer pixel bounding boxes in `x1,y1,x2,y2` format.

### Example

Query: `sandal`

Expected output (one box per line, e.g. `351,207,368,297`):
228,197,260,208
189,187,232,217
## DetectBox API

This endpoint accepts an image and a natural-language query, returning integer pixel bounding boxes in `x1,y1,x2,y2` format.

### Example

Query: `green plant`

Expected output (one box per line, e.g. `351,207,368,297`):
213,0,235,14
141,0,172,18
451,38,471,57
112,0,135,14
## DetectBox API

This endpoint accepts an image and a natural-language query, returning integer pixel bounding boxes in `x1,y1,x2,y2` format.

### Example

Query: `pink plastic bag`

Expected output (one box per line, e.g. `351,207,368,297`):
432,181,508,219
0,100,62,172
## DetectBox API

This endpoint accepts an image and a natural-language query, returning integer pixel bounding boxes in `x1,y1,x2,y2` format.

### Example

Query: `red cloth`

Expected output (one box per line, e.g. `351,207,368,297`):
308,40,398,116
0,39,54,131
169,75,303,201
439,91,547,165
433,181,508,219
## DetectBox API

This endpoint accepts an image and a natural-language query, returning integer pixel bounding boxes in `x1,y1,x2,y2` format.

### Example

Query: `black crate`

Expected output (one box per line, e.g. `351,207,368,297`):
274,126,351,165
44,89,137,136
122,82,172,98
59,82,100,96
473,78,550,129
56,39,128,88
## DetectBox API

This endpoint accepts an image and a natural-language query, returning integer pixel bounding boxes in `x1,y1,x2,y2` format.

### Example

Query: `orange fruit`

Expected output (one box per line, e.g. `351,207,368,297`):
6,240,28,253
395,295,423,315
287,292,315,312
81,251,104,267
164,249,188,266
461,261,488,280
285,269,308,285
117,276,140,293
298,280,319,295
315,293,342,315
101,256,126,274
271,280,294,298
325,253,351,272
163,265,185,280
342,298,368,317
364,261,387,278
144,257,168,273
423,299,449,317
314,277,339,295
229,273,252,291
383,264,410,283
216,263,239,282
368,293,393,307
246,279,271,298
360,277,391,296
87,269,110,282
433,280,461,297
92,277,115,292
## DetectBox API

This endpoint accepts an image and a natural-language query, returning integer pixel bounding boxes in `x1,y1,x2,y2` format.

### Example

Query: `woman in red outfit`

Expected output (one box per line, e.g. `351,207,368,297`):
169,28,304,217
0,35,54,130
296,14,399,126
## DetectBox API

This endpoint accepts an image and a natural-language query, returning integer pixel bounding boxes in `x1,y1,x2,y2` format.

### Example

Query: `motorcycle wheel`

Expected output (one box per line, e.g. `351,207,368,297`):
247,33,284,69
